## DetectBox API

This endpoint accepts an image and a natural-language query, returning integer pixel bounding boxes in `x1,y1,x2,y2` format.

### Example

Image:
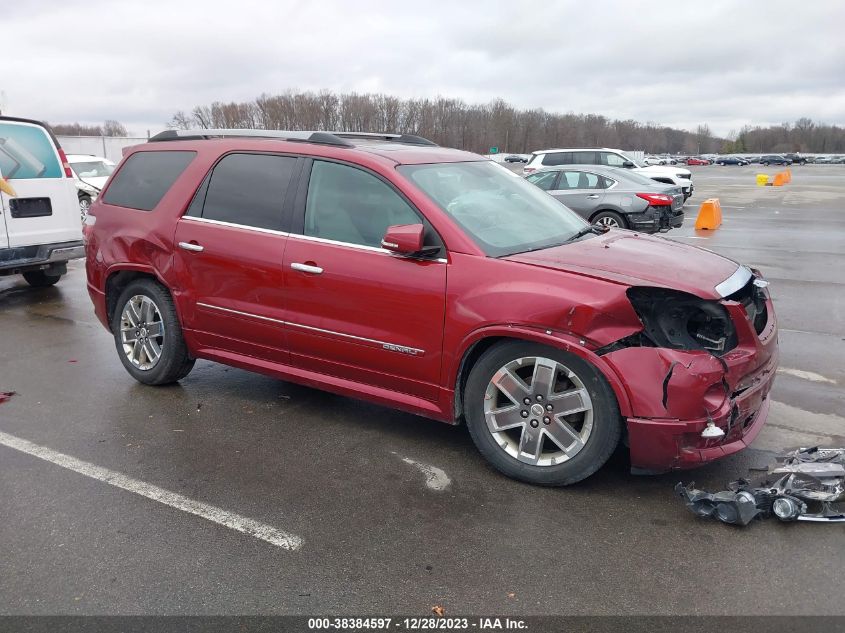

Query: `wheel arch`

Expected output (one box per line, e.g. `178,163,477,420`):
104,265,172,332
451,327,634,422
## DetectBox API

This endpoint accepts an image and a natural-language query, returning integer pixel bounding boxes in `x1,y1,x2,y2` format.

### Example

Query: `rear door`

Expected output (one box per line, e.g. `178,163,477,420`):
283,158,447,400
0,119,81,248
172,152,301,364
548,170,607,218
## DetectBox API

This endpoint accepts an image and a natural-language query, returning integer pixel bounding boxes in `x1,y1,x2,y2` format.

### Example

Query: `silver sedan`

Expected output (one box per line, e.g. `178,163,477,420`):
525,165,685,233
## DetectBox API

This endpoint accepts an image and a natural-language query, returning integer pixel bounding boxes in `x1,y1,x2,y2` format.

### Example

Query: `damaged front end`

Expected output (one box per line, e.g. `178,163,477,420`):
597,266,778,473
676,447,845,525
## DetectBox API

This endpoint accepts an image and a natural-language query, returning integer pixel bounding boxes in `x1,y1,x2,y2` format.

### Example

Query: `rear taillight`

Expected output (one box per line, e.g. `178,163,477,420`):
636,193,673,206
57,148,74,178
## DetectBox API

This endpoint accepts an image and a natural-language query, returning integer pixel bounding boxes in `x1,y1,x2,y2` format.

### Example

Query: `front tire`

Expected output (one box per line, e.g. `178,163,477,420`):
464,341,622,486
112,279,195,385
591,210,627,229
79,195,92,220
23,270,63,287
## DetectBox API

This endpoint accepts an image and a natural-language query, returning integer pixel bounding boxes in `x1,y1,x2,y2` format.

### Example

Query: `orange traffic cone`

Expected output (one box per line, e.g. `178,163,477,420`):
694,198,723,230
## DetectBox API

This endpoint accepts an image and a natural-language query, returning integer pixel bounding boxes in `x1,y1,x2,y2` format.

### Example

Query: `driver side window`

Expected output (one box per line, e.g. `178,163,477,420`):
601,152,626,167
304,160,421,248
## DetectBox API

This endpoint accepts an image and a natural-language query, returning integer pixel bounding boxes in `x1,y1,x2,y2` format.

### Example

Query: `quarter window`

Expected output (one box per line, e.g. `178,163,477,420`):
304,160,420,248
103,151,195,211
198,153,296,230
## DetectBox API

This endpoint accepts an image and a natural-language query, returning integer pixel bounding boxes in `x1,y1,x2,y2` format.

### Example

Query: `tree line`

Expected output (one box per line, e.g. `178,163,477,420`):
168,91,726,154
49,120,129,137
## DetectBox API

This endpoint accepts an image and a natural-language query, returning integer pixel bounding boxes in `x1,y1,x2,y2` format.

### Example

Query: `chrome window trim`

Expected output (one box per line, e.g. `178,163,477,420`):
289,233,447,263
195,301,425,355
715,265,753,297
182,215,290,237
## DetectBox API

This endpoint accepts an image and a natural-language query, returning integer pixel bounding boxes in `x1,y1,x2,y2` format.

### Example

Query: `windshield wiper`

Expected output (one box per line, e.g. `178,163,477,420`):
564,224,608,243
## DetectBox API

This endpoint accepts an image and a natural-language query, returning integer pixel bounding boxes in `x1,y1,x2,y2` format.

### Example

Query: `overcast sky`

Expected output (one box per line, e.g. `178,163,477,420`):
4,0,844,137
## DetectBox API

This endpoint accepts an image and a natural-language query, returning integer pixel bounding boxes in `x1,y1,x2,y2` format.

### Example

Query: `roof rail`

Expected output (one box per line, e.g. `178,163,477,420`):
330,132,437,146
147,129,437,148
147,129,355,147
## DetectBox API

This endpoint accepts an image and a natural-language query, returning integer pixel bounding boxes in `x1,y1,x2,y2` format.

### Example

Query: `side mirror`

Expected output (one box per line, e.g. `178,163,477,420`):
381,223,425,255
622,160,635,168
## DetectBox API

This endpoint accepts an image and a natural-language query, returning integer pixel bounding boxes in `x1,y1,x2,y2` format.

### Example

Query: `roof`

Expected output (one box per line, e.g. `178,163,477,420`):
146,129,484,165
531,147,625,155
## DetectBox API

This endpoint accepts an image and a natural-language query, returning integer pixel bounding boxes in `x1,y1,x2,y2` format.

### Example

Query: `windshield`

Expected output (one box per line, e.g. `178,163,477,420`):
399,161,588,257
71,160,115,178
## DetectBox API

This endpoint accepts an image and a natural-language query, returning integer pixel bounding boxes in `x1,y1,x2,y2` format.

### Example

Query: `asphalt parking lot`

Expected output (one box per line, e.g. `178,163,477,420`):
1,165,844,616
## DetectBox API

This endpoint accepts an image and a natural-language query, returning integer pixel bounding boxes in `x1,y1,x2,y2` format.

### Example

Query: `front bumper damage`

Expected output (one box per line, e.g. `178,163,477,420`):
598,271,778,473
676,447,845,525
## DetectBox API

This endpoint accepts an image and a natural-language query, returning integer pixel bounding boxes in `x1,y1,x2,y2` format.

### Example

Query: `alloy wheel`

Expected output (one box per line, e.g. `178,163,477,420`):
595,216,621,228
119,295,165,370
483,356,594,466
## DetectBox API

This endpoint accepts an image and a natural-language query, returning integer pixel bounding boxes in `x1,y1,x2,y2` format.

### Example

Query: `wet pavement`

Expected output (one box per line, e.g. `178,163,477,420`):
1,165,844,615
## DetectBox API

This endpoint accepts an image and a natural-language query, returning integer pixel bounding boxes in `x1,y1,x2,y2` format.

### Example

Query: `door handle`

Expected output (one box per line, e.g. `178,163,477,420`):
178,241,204,252
291,262,323,274
586,194,601,199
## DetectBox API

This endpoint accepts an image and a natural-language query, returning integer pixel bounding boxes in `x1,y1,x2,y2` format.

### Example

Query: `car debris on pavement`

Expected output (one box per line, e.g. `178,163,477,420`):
675,447,845,525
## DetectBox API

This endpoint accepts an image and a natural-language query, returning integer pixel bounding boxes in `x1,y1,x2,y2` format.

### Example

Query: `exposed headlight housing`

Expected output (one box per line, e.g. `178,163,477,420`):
627,287,737,355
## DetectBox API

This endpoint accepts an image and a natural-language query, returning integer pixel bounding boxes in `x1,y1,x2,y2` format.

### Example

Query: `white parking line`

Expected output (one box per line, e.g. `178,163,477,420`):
0,430,303,550
393,452,452,491
777,367,837,384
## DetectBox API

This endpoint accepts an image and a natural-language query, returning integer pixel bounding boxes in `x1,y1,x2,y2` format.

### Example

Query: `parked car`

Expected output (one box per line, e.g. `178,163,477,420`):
832,156,845,164
504,154,528,163
684,157,711,165
814,156,833,164
783,153,812,165
643,156,666,166
67,154,116,217
524,148,694,199
759,154,792,166
524,165,684,233
714,156,750,166
84,129,777,486
0,116,84,286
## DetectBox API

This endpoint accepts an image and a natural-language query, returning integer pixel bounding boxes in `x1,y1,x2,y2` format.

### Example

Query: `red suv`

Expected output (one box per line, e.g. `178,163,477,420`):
84,130,778,485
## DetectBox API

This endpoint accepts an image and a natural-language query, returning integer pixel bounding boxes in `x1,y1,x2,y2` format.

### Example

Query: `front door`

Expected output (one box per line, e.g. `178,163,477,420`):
283,159,447,401
172,152,300,364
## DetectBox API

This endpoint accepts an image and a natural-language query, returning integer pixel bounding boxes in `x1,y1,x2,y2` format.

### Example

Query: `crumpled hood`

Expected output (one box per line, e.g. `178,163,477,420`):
504,230,740,299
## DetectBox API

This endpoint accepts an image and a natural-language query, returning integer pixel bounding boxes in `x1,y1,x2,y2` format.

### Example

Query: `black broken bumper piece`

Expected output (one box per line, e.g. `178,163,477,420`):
676,447,845,525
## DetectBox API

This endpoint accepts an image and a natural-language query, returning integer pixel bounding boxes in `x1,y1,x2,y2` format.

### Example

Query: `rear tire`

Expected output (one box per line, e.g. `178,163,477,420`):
23,270,63,287
111,279,195,385
464,340,622,486
592,210,628,229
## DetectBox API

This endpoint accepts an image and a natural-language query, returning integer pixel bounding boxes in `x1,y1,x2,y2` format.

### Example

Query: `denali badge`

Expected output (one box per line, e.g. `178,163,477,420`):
382,343,421,356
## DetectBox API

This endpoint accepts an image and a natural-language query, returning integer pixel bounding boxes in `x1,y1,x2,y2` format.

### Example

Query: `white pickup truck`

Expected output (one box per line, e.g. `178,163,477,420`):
0,116,84,286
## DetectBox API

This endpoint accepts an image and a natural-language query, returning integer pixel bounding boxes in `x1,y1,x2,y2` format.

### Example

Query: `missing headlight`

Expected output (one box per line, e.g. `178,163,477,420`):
627,287,738,355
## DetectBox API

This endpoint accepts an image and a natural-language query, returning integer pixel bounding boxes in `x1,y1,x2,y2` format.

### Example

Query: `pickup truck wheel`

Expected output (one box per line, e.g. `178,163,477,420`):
112,279,195,385
22,270,63,287
464,341,621,486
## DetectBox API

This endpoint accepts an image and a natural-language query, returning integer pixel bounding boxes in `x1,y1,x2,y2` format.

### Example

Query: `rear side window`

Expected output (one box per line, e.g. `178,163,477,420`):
542,152,572,166
192,153,296,231
573,151,598,165
0,122,62,179
103,151,195,211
